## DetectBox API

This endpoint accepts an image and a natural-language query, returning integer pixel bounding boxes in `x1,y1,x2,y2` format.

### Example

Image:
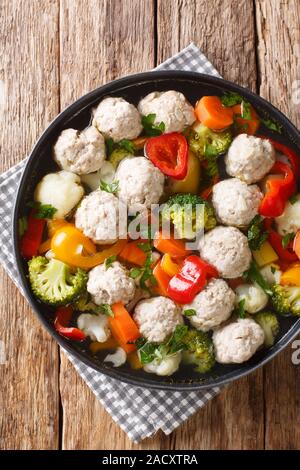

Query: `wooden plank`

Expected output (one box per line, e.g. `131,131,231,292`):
156,0,264,450
255,0,300,450
0,0,60,449
58,0,156,450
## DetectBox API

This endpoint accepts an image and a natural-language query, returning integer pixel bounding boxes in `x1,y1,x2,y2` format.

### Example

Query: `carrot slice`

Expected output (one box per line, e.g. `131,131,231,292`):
153,231,190,258
109,303,140,353
119,240,147,267
195,96,234,130
232,103,260,135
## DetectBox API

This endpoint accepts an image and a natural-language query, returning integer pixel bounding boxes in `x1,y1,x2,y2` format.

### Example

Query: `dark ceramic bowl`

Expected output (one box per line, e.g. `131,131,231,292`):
13,71,300,390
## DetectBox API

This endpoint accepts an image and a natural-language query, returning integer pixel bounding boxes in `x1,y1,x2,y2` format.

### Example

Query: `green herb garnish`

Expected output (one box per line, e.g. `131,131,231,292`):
18,216,28,237
104,255,117,270
28,201,57,219
260,117,282,133
183,309,197,317
281,232,295,249
289,195,298,205
142,113,165,136
241,100,252,120
247,215,268,250
99,179,119,194
100,304,114,317
243,261,273,296
237,299,246,319
221,91,243,107
105,138,136,156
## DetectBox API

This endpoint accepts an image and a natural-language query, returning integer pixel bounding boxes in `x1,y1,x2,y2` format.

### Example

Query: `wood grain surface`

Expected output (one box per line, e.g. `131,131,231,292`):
0,0,299,450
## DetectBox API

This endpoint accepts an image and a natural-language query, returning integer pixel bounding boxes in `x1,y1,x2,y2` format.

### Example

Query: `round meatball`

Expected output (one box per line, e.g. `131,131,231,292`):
212,318,265,364
75,189,127,244
87,261,136,306
133,296,183,343
115,156,164,211
138,90,195,133
225,134,275,184
185,278,235,331
92,97,142,142
212,178,263,227
53,127,106,175
198,226,252,278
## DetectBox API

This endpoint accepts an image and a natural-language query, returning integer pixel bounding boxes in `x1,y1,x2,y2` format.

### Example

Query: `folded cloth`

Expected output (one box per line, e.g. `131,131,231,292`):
0,43,221,442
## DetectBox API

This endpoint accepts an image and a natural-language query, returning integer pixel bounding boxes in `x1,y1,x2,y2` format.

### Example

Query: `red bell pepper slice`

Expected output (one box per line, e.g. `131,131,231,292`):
145,132,188,180
20,210,46,259
260,137,300,179
264,219,298,263
54,306,86,341
259,161,296,217
167,255,218,304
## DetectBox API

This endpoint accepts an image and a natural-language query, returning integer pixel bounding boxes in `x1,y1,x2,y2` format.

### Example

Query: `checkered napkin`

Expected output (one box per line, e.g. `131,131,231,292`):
0,43,221,442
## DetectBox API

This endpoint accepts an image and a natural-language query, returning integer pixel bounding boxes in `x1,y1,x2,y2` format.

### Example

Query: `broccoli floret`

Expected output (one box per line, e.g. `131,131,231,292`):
161,193,216,239
272,284,300,316
255,311,280,347
182,329,215,374
108,149,132,169
28,256,87,307
74,291,103,314
188,123,232,160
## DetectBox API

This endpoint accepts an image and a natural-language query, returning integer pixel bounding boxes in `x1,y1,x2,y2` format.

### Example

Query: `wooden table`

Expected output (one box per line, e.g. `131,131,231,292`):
1,0,300,450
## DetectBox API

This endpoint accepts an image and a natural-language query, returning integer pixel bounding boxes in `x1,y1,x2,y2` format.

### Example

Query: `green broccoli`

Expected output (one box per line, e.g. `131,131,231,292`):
74,291,103,314
255,311,280,347
188,123,232,160
182,329,215,373
28,256,87,307
272,284,300,316
161,193,216,239
108,149,133,169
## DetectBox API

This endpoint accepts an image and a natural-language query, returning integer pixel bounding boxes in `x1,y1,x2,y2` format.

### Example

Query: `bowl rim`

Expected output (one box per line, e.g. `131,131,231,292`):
12,70,300,391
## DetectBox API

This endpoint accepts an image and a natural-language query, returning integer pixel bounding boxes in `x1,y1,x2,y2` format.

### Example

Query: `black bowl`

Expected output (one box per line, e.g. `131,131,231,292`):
13,71,300,390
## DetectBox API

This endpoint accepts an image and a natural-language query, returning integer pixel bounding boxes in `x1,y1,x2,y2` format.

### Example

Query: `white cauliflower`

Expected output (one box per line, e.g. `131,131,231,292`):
93,97,142,142
142,352,182,376
225,134,275,184
34,170,84,219
275,194,300,235
260,264,282,285
104,348,127,367
138,91,195,133
80,161,115,191
134,296,183,343
213,318,265,364
115,156,165,212
77,313,110,342
75,189,127,244
235,283,269,314
53,127,106,174
87,261,136,306
212,178,263,227
185,278,235,331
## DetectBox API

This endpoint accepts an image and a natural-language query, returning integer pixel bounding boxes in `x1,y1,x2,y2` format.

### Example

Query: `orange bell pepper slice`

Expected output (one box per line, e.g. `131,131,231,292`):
119,240,147,267
153,231,190,258
109,303,140,353
280,264,300,286
89,337,119,354
153,260,172,297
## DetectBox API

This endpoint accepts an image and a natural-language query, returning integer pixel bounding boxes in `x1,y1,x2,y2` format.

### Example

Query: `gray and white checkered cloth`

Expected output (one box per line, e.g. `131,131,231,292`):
0,43,221,442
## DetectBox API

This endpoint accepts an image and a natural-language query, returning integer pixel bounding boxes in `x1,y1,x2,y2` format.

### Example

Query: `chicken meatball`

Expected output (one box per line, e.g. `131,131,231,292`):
212,318,265,364
75,189,127,244
138,90,195,133
225,134,275,184
53,127,106,175
115,156,165,211
133,296,183,343
92,97,142,142
185,278,235,331
198,226,252,278
87,261,136,306
212,178,263,227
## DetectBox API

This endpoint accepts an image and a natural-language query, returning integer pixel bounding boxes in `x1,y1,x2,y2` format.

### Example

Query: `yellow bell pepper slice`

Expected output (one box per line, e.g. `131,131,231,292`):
51,225,127,269
252,241,278,267
160,253,181,277
168,150,201,195
89,337,119,354
280,265,300,286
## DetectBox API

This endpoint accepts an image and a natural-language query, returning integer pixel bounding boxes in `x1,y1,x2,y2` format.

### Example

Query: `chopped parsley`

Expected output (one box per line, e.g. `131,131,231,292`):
243,261,273,296
129,244,157,290
105,138,136,156
18,216,28,237
237,299,246,319
281,232,295,249
183,309,197,317
260,116,283,134
104,255,117,270
27,201,57,219
99,179,119,194
100,304,114,317
247,215,268,250
221,91,243,107
142,113,165,136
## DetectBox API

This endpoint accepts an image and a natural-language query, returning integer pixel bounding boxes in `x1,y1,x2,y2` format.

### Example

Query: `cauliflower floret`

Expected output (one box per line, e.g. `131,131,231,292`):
80,161,115,191
275,194,300,235
235,283,269,314
185,279,235,331
225,134,275,184
77,313,110,342
53,127,106,175
213,318,265,364
133,296,183,343
104,348,127,367
138,90,195,133
92,97,142,142
34,170,84,219
198,226,252,278
212,178,263,227
75,189,127,244
260,264,282,285
142,351,182,376
115,156,165,211
87,261,136,306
